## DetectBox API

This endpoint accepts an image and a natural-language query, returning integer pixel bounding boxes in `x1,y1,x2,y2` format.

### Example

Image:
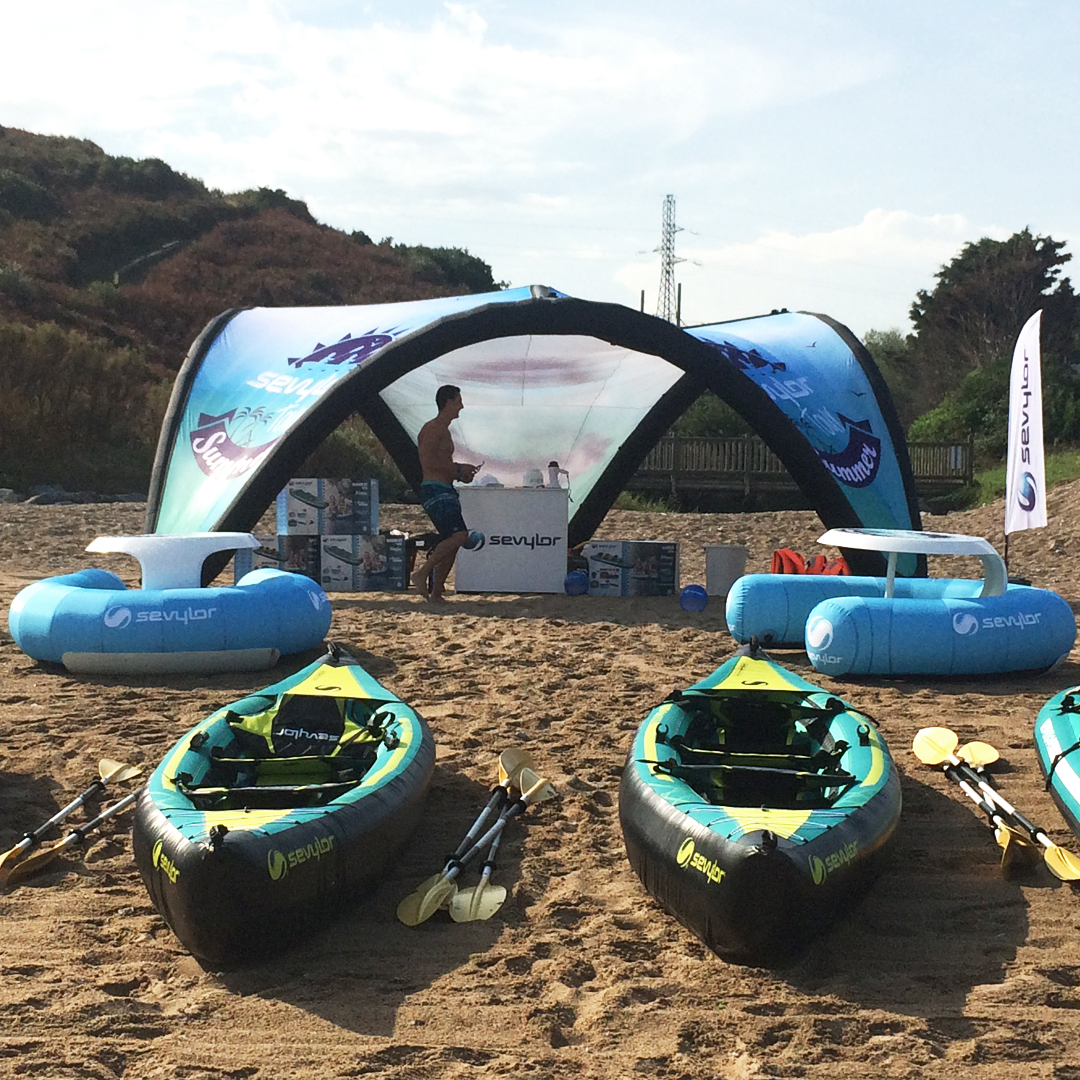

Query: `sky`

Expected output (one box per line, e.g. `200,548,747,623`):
4,0,1079,339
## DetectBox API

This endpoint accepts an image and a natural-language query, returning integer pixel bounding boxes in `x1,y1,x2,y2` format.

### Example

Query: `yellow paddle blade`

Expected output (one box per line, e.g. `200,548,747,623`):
449,880,507,922
958,741,1000,768
995,823,1040,877
99,759,142,784
1043,843,1080,882
0,845,28,886
517,768,556,805
2,838,68,886
396,874,458,926
497,749,536,791
912,727,960,765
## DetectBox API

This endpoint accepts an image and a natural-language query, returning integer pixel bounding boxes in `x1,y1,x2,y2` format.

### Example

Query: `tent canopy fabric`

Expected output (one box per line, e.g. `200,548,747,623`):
146,286,922,578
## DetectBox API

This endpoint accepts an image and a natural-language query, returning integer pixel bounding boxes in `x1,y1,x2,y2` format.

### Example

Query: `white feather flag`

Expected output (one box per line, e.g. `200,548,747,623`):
1004,310,1046,536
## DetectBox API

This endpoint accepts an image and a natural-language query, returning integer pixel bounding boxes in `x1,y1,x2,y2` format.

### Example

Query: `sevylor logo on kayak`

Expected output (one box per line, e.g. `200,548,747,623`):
951,610,1043,636
267,835,335,880
809,840,859,885
274,725,337,743
151,838,181,883
676,836,725,884
104,605,219,629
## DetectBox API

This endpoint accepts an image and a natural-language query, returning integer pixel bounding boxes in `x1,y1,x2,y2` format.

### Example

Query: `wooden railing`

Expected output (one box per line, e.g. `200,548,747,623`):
628,436,972,498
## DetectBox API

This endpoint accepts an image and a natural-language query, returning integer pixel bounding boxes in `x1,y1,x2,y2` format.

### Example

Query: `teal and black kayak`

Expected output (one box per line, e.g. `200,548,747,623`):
619,643,901,963
1034,685,1080,840
132,644,435,969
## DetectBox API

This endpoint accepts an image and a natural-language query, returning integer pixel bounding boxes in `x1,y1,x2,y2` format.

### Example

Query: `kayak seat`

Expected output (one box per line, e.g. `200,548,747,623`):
179,693,393,809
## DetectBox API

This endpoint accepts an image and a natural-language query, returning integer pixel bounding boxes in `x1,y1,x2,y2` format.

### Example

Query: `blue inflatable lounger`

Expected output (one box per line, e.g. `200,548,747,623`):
7,533,332,676
727,528,1076,677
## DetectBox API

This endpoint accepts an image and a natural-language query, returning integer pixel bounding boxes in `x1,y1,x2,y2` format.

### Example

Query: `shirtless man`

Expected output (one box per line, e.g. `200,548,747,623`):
409,385,481,600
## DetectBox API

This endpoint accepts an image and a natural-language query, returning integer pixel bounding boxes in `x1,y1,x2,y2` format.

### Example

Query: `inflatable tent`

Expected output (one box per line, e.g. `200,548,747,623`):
146,286,922,579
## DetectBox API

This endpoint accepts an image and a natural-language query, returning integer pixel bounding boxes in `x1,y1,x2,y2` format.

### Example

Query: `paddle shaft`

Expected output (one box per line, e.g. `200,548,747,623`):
948,754,1057,852
4,791,141,884
456,777,548,870
52,790,140,852
477,828,503,882
10,774,115,855
945,763,1026,838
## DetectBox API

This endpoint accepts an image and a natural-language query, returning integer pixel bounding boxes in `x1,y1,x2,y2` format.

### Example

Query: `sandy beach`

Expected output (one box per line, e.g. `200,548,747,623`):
3,487,1080,1079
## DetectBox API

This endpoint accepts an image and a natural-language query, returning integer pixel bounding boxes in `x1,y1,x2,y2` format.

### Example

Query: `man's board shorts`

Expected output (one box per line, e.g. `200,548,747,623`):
420,482,468,540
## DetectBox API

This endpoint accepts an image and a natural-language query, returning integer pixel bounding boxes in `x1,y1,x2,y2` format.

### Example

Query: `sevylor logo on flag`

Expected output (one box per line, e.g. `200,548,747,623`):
1005,310,1046,537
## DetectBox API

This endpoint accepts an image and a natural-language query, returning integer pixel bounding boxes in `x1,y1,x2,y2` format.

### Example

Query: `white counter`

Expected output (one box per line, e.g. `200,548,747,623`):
455,487,569,593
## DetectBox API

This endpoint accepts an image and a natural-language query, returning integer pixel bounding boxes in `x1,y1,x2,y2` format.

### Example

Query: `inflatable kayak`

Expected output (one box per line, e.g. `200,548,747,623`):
620,643,901,962
1034,685,1080,840
132,644,435,968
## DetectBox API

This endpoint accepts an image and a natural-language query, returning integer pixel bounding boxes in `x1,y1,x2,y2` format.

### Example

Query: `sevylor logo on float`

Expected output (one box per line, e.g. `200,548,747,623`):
805,615,844,668
104,605,219,629
951,609,1043,635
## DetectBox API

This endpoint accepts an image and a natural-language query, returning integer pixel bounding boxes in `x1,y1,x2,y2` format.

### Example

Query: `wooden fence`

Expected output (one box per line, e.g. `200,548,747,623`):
627,436,973,500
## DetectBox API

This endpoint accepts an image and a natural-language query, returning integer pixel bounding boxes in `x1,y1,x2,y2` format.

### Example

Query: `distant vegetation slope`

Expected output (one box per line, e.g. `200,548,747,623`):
0,125,502,494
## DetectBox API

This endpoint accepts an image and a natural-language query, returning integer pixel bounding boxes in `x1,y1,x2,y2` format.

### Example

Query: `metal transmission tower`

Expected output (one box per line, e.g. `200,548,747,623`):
655,194,684,324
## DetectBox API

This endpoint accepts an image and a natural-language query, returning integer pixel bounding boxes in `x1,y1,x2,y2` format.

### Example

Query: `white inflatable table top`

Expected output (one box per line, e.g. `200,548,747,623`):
817,527,1007,598
86,533,260,590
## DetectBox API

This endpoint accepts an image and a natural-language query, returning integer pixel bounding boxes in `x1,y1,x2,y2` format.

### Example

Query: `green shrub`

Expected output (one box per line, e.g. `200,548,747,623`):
0,168,59,221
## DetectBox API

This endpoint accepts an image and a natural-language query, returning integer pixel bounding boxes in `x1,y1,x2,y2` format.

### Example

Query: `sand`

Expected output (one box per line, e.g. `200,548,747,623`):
3,487,1080,1079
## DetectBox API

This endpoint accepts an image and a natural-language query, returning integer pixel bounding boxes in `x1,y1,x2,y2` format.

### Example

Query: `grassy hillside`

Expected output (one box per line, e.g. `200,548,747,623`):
0,125,502,494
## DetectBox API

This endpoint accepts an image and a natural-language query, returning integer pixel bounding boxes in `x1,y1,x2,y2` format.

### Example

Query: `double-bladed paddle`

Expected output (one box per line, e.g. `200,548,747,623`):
0,759,142,887
3,789,141,887
397,765,556,926
913,726,1080,881
396,749,533,926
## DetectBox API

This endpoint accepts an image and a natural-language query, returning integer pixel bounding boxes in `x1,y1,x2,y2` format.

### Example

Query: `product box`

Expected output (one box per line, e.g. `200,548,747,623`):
234,535,321,583
581,540,679,597
319,534,407,592
323,478,380,536
276,479,328,535
276,478,380,535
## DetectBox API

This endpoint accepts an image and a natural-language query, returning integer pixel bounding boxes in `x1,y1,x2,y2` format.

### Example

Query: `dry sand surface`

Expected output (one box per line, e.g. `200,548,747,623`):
4,486,1080,1078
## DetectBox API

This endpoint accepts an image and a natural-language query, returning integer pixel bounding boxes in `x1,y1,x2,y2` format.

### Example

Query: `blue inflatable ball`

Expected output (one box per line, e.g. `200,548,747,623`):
463,530,485,550
680,584,709,612
564,569,588,595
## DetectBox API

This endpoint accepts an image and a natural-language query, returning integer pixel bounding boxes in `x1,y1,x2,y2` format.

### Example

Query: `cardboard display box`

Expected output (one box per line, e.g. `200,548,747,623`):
581,540,679,597
234,535,320,582
319,534,407,592
276,478,379,535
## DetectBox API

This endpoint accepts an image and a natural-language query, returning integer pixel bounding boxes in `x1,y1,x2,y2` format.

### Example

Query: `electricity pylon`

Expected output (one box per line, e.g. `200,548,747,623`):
656,194,684,324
